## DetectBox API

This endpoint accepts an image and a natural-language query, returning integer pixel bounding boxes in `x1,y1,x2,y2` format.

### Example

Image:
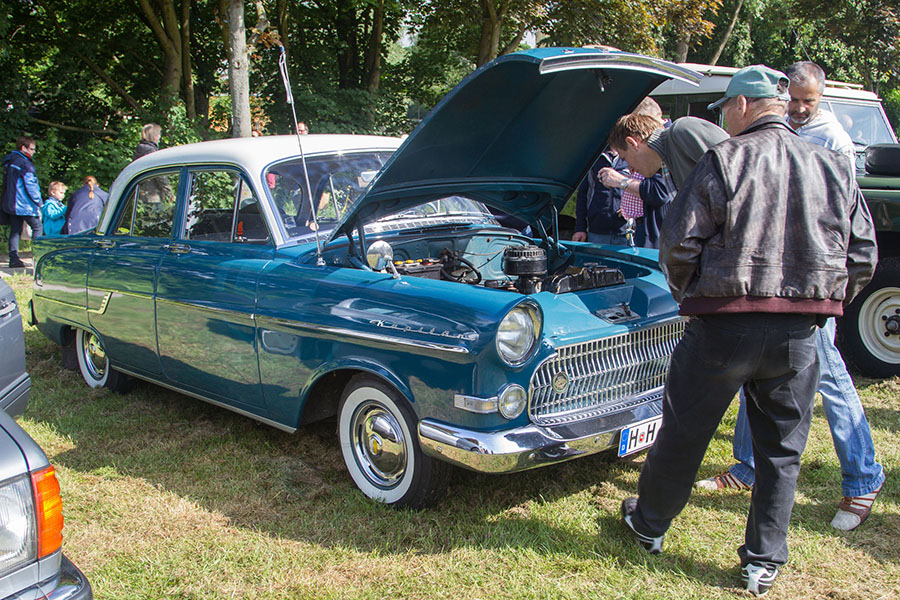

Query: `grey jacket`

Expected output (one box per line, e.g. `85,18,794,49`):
660,115,877,316
647,117,729,189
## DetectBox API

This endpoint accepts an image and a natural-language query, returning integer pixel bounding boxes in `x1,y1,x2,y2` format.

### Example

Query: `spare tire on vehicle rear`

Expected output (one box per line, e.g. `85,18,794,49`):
865,144,900,176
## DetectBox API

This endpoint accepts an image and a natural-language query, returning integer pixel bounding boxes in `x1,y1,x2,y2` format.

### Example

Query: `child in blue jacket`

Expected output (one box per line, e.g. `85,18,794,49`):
41,181,67,236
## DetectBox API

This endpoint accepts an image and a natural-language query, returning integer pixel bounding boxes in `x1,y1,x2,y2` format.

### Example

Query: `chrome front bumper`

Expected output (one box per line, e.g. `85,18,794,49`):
418,388,663,473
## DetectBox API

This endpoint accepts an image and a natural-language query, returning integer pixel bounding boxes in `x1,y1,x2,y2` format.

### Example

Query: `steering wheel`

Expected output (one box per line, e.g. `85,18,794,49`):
440,255,482,284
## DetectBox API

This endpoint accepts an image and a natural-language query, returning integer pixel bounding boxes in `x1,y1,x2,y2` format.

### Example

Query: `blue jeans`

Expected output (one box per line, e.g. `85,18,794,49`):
730,318,885,497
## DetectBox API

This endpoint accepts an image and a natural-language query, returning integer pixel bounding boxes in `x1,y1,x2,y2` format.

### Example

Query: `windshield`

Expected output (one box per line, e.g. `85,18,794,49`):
366,195,499,234
265,151,394,241
824,101,897,147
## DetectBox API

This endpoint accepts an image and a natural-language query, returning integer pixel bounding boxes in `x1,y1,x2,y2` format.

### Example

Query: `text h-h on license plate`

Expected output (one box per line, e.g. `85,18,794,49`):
618,416,662,457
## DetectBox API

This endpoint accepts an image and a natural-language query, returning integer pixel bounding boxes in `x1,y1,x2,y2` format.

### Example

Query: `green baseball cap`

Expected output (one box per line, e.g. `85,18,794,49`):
708,65,790,110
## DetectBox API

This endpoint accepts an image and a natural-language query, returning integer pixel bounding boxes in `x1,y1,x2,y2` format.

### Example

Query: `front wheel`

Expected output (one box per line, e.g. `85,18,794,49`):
838,258,900,378
75,328,132,392
338,375,450,508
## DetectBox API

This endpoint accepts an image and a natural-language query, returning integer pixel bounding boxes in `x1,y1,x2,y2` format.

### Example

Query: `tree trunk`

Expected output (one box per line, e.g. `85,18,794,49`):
709,0,744,65
227,0,251,138
674,36,690,63
500,23,527,56
476,0,508,67
136,0,184,104
364,0,385,93
179,0,196,120
335,0,359,88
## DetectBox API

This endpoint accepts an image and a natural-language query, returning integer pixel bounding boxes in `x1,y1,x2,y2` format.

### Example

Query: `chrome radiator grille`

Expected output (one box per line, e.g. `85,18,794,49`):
529,319,685,425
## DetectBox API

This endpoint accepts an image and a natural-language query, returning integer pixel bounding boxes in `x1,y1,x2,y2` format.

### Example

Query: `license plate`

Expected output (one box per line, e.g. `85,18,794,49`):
618,416,662,457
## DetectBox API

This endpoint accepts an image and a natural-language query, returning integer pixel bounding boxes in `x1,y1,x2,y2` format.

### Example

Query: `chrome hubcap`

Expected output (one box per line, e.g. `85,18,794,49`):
350,402,406,488
83,331,107,380
859,287,900,364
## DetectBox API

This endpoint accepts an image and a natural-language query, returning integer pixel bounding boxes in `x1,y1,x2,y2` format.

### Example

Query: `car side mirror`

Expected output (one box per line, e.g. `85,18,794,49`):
366,240,400,279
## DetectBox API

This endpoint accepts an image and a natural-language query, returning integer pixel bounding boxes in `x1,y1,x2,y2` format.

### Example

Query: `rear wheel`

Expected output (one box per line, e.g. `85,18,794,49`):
838,258,900,378
338,375,449,508
75,328,132,392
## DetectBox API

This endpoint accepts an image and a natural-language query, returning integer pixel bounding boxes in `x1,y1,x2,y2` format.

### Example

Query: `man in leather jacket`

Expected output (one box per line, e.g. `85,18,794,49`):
698,61,885,535
620,66,877,597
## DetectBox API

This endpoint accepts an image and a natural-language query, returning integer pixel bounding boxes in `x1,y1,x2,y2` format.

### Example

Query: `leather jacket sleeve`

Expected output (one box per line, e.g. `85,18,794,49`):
659,153,724,304
844,184,878,304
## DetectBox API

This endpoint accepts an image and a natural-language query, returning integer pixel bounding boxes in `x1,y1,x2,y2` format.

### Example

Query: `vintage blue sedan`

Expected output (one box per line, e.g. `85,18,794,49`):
31,49,699,507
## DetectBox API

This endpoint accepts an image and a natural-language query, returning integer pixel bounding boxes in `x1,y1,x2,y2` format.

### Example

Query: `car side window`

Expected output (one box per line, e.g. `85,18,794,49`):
112,171,179,238
112,188,137,235
183,169,269,243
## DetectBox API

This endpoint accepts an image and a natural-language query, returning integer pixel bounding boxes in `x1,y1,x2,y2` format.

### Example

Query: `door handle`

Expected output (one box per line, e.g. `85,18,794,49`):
94,238,116,249
164,243,191,254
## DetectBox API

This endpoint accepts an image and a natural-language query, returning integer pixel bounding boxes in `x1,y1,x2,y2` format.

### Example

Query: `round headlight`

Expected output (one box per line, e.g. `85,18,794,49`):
498,384,527,419
496,301,541,366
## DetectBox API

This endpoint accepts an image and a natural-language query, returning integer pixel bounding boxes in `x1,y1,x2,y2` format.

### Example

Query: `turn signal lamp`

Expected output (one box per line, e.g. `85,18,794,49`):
31,466,63,558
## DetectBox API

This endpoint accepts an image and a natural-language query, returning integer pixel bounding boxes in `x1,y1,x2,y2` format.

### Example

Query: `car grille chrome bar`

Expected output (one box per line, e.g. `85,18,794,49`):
529,319,685,425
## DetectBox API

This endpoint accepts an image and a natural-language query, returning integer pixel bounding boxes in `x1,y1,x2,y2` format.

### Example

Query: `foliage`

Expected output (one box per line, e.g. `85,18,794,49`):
541,0,666,54
792,0,900,96
2,0,900,193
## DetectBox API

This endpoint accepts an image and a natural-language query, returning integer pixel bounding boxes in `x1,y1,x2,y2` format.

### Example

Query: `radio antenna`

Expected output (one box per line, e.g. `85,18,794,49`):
278,45,324,265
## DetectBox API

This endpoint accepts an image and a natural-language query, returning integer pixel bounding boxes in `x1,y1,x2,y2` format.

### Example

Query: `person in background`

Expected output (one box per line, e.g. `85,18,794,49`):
1,136,42,268
64,176,108,234
41,181,68,236
133,123,162,161
608,115,729,192
619,65,877,596
697,61,885,533
784,61,855,165
596,98,674,248
297,121,309,135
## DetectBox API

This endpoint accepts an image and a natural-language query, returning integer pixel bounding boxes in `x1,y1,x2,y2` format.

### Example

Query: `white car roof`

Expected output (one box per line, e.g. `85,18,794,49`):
109,134,403,200
102,134,403,234
100,134,403,233
651,63,882,103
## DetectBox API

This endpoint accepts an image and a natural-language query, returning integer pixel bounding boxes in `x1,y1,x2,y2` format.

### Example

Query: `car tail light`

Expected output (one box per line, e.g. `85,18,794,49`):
31,466,63,558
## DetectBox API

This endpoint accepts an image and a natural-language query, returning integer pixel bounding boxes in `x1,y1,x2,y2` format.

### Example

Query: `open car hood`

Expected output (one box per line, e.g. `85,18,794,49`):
333,48,701,238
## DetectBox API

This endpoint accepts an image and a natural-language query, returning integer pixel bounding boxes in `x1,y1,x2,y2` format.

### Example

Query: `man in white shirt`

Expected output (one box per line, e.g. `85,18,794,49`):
784,61,856,165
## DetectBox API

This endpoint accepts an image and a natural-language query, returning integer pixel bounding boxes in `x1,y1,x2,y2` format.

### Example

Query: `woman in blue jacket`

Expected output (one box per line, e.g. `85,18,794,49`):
41,181,67,236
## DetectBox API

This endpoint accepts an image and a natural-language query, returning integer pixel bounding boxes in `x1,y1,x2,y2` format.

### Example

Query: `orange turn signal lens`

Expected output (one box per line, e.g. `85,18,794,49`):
31,466,63,558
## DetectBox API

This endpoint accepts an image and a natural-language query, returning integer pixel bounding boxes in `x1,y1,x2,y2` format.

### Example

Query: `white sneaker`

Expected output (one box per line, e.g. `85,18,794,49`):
621,497,664,554
741,562,778,597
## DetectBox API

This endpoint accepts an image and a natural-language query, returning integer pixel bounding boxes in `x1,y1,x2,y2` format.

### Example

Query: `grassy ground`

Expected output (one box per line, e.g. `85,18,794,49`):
6,272,899,600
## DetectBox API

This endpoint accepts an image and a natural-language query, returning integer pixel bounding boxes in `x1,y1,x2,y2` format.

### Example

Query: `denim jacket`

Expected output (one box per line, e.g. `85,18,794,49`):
660,115,877,316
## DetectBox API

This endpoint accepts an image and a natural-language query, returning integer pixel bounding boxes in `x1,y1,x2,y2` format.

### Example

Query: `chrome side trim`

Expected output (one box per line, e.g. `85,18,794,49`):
31,294,85,311
263,316,470,355
453,394,499,414
155,296,253,321
86,291,112,315
112,366,297,433
88,287,150,300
